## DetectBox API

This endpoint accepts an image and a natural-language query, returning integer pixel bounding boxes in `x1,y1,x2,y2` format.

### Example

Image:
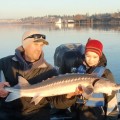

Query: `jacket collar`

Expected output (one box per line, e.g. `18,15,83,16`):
12,46,47,69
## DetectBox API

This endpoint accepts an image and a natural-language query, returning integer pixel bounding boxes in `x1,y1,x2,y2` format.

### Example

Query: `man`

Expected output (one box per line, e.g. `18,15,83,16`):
0,29,58,120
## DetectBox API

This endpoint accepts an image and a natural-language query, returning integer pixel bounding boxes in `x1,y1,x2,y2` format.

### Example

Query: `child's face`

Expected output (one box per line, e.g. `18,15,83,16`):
85,51,100,67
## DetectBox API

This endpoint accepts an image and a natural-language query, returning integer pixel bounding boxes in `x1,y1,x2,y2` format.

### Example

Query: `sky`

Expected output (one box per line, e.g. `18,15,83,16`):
0,0,120,19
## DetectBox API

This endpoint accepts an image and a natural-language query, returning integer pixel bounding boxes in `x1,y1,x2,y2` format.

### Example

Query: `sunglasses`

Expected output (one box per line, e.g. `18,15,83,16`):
24,34,46,41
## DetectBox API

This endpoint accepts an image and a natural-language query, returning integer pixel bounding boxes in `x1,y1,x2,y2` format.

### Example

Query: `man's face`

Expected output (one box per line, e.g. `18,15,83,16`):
24,42,44,62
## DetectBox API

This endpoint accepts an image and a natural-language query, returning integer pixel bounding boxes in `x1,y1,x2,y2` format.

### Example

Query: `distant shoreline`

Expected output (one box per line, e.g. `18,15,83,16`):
0,12,120,25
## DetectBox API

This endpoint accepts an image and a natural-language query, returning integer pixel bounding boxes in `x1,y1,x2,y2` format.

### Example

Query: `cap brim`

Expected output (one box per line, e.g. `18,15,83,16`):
34,39,49,45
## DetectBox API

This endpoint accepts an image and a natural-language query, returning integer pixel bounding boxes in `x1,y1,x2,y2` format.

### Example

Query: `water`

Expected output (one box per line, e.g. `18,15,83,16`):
0,24,120,83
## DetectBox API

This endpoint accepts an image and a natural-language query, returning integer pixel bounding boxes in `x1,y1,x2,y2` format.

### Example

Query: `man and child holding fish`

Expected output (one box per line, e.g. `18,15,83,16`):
0,29,119,120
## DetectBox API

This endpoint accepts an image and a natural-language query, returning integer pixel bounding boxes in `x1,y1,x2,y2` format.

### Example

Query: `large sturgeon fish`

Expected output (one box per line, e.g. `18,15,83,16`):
4,73,120,105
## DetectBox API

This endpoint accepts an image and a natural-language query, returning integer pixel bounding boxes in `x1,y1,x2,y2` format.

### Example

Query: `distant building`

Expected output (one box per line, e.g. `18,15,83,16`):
55,18,62,24
67,20,75,23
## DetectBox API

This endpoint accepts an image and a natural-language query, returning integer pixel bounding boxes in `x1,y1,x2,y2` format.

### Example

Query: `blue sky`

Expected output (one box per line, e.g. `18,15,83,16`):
0,0,120,19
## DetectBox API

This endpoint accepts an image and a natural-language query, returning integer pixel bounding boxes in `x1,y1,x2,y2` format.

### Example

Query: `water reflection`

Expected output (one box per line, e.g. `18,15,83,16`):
0,23,119,32
92,24,120,31
0,24,120,83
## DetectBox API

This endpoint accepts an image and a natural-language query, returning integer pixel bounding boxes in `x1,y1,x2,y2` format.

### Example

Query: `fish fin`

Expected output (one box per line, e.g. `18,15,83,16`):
90,73,98,77
5,93,20,102
31,96,43,105
85,73,99,79
10,76,30,89
82,85,93,99
18,76,31,88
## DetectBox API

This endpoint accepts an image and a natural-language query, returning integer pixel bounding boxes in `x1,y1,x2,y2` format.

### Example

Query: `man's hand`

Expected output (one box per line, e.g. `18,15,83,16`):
0,82,10,98
66,86,83,99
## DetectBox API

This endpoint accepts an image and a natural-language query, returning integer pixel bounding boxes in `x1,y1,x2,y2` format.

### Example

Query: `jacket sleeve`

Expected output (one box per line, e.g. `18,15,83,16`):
0,59,3,71
0,59,3,82
46,95,77,109
103,69,119,119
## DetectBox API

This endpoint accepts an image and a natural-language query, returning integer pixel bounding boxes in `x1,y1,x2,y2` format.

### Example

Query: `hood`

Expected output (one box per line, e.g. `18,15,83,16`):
13,46,47,70
98,53,107,67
